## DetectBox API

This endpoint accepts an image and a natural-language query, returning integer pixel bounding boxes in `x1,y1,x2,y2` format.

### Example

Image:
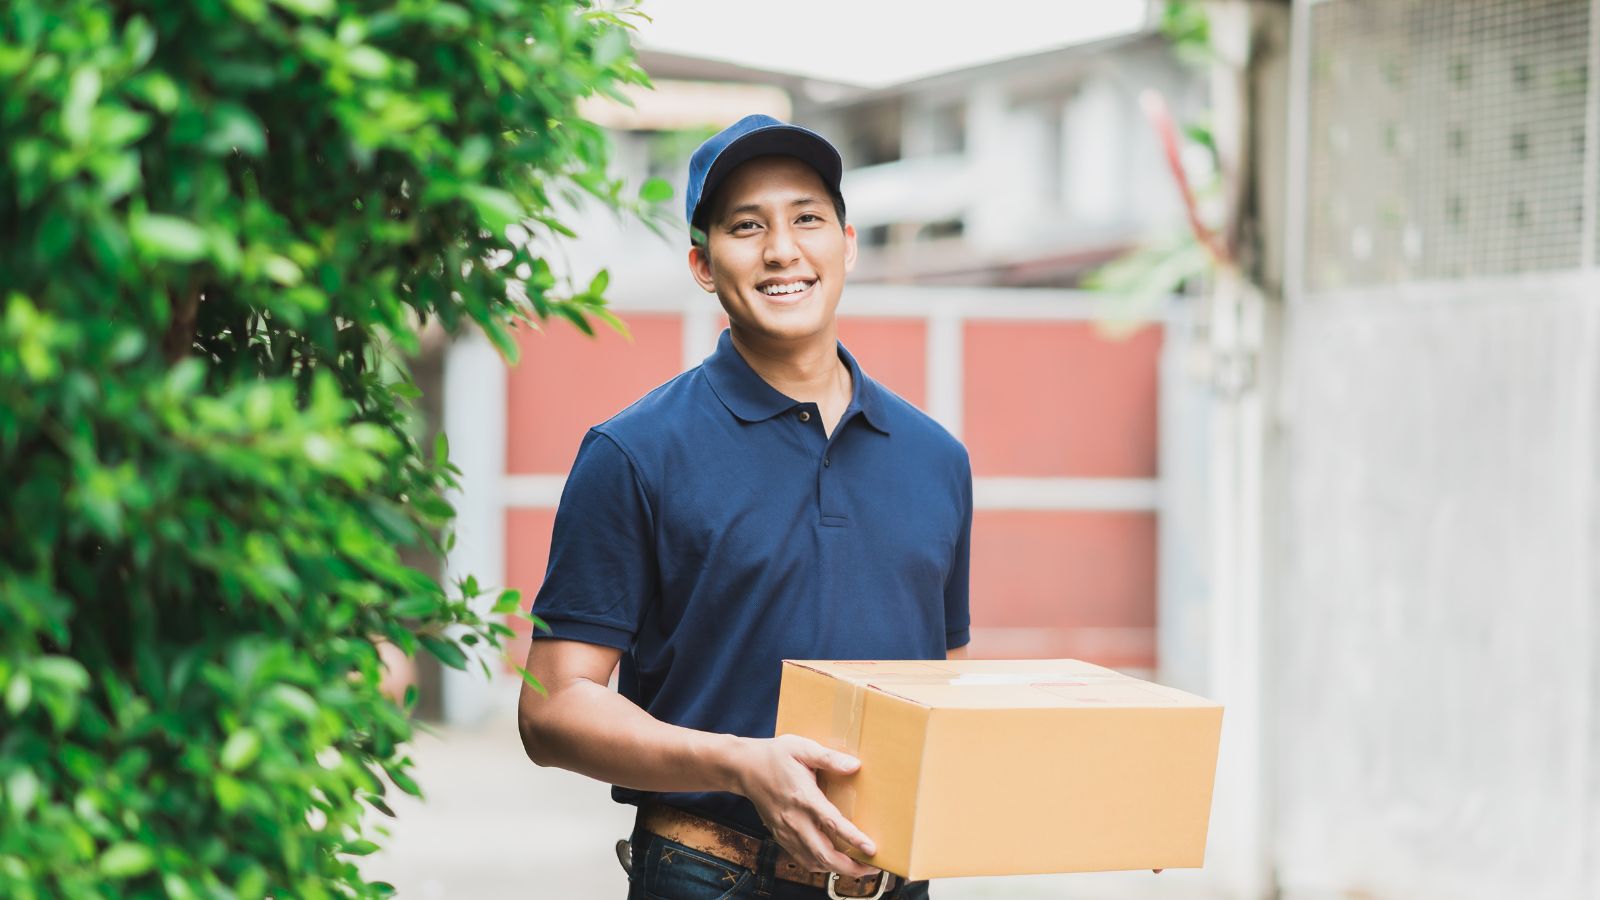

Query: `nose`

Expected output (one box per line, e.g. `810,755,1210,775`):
763,222,800,267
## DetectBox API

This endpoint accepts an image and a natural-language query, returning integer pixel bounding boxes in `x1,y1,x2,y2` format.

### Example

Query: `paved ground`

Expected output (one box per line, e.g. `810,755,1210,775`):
364,682,1226,899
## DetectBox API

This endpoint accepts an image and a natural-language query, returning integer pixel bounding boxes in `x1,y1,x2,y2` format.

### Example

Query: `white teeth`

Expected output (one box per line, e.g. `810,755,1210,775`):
759,281,812,295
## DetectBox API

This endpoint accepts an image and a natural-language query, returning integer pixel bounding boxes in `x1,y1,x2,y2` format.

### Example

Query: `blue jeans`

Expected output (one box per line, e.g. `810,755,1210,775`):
624,824,931,900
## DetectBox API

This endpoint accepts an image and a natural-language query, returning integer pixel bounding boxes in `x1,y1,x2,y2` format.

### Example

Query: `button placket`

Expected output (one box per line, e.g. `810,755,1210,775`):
817,424,848,526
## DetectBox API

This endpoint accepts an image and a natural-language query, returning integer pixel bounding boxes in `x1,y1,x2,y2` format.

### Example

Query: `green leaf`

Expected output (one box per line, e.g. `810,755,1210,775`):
1183,122,1217,156
554,303,595,337
5,673,31,715
163,873,200,900
99,843,156,879
266,684,319,720
94,106,152,148
491,589,522,614
130,215,208,262
234,866,268,899
386,764,421,797
127,71,180,113
591,306,630,338
268,0,334,16
515,665,546,697
220,728,261,771
165,358,206,397
345,46,393,79
263,255,303,286
62,67,102,145
457,135,491,176
638,177,673,204
480,315,520,364
460,185,526,231
124,15,158,68
214,774,245,812
391,594,439,618
418,634,468,670
423,4,471,29
203,104,267,156
592,27,630,68
363,793,396,818
29,657,89,693
5,769,41,813
109,329,146,364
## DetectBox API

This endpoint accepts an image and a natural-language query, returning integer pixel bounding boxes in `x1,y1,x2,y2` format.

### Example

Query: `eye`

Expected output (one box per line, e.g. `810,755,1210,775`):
731,220,760,232
797,213,822,223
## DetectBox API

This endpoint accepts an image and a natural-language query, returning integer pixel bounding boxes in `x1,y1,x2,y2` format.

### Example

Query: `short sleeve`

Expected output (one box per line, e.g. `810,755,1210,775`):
944,450,973,650
528,429,657,650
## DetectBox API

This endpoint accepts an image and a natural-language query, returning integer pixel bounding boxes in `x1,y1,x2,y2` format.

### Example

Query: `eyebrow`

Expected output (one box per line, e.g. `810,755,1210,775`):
723,196,824,221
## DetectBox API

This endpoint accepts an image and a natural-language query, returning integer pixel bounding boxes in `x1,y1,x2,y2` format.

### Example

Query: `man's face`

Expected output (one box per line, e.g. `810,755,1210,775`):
689,154,857,346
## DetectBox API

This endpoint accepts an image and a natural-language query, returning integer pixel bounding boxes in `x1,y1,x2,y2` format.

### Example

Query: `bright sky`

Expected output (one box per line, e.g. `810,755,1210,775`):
632,1,1152,89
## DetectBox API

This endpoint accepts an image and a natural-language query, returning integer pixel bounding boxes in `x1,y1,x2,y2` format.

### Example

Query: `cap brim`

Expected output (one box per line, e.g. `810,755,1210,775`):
691,125,844,229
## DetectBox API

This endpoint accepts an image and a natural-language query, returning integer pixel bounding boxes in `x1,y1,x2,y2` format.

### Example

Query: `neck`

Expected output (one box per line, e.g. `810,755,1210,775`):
727,325,849,406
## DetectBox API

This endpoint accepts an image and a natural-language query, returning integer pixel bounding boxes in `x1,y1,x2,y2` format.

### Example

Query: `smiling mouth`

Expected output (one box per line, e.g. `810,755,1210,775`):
757,279,816,297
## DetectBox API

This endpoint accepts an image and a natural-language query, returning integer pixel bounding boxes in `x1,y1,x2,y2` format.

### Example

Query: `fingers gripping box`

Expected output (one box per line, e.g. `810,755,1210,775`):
773,659,1223,880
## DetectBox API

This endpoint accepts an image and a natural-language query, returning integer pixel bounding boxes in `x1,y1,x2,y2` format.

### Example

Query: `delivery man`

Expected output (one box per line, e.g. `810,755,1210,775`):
516,115,973,900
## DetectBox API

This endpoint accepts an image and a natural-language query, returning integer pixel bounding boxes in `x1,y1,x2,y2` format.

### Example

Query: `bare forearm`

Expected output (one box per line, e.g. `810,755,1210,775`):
520,678,746,796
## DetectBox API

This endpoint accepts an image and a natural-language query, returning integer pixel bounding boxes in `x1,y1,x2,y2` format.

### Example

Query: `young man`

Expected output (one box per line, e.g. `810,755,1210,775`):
517,115,972,900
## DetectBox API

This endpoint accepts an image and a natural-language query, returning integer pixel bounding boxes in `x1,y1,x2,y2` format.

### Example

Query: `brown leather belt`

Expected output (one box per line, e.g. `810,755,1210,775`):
639,804,897,898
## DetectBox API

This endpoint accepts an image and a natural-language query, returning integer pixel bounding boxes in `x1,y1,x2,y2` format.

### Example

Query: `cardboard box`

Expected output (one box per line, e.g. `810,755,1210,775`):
773,659,1223,880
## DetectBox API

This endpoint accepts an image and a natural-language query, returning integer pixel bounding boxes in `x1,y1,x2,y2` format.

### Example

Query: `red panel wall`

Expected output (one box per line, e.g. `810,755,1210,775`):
963,321,1161,478
505,314,684,474
503,508,556,671
836,318,926,409
969,510,1158,669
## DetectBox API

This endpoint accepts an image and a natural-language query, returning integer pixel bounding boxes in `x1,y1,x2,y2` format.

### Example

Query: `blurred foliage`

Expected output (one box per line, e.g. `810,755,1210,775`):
1088,0,1219,329
1087,231,1212,336
1161,0,1213,67
0,0,662,896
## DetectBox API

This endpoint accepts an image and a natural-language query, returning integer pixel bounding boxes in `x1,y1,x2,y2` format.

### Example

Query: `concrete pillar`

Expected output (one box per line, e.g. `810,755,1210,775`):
440,329,509,726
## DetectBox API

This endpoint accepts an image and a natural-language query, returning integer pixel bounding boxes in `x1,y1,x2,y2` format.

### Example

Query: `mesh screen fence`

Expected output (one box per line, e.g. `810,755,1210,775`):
1305,0,1597,291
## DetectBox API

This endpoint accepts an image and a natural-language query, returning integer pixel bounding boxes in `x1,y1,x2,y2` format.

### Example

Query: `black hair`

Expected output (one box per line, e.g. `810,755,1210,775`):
691,183,848,249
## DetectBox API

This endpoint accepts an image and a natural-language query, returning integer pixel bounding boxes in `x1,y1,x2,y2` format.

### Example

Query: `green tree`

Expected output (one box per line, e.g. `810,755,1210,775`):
0,0,662,896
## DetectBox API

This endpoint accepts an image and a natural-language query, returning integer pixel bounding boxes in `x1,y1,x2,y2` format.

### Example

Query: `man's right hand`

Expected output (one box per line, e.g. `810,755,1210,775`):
731,734,881,879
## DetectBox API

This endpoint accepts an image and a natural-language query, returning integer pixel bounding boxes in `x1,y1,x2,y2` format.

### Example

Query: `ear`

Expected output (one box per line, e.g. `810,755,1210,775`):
687,244,717,293
842,222,859,275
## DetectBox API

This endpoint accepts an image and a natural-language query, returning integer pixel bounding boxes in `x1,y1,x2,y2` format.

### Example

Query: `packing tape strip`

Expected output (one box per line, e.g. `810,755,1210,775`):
829,678,867,754
824,679,866,818
845,672,1125,688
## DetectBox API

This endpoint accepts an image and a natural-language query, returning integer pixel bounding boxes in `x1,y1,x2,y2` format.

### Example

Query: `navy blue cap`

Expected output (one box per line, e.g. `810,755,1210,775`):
685,114,844,236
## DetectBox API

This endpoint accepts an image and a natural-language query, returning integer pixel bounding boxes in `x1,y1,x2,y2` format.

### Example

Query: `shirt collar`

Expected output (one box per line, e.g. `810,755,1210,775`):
702,328,892,435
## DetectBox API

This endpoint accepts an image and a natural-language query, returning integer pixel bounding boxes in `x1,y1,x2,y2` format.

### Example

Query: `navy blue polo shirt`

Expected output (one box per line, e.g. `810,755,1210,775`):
529,328,972,833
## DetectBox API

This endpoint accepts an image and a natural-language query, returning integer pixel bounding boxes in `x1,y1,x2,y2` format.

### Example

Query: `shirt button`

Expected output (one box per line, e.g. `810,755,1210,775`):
799,410,811,422
823,457,831,467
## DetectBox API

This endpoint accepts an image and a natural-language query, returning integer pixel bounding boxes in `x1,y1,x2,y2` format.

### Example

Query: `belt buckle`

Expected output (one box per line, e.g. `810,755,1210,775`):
827,871,889,900
615,838,632,874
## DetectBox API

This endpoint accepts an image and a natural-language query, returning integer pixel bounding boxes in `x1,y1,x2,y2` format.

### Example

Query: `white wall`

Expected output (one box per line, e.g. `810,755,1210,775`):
1267,274,1600,900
